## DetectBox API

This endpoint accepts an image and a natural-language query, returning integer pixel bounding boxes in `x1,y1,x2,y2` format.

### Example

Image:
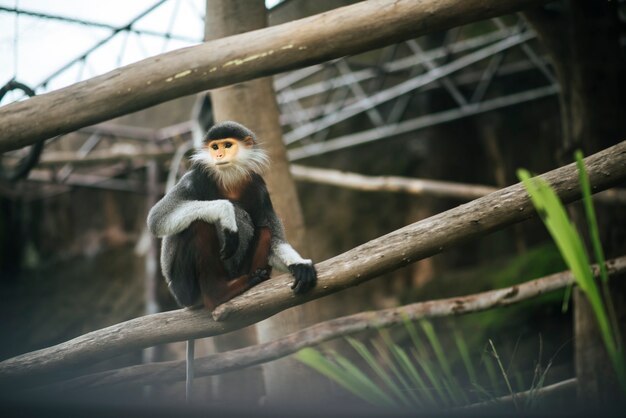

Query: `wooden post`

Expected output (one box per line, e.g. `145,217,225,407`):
525,0,626,403
205,0,334,406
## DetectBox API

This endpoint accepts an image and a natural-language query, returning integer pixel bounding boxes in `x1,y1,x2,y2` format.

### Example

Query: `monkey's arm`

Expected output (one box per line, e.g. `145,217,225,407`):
265,209,317,294
249,227,272,273
147,172,239,258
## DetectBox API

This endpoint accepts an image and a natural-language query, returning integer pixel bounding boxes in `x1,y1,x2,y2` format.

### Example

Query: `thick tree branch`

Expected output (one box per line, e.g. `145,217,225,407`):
0,0,550,153
214,141,626,321
39,257,626,391
0,140,624,389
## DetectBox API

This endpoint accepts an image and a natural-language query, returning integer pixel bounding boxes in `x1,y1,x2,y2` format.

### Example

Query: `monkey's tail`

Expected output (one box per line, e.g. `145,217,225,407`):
186,338,195,402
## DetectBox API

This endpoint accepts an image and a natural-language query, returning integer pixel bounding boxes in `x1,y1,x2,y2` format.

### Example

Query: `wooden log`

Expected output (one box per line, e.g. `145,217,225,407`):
0,140,624,389
30,154,626,203
36,149,173,167
290,164,626,204
291,164,500,200
39,257,626,391
0,0,549,153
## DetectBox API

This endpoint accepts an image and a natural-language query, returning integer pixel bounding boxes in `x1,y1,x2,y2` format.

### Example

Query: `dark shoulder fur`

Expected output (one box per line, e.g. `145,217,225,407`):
185,164,220,200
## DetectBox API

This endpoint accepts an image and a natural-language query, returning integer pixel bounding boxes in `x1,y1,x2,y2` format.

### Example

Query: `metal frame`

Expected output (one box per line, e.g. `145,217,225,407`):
0,8,559,198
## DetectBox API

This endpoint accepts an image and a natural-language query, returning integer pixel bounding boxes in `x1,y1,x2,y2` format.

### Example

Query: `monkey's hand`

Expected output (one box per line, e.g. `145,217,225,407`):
249,268,272,286
288,263,317,294
220,229,239,260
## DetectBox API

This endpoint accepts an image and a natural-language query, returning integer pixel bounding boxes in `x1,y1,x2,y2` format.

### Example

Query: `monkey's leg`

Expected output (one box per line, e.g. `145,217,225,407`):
164,231,203,307
230,226,273,289
245,226,272,276
186,220,232,311
198,226,272,309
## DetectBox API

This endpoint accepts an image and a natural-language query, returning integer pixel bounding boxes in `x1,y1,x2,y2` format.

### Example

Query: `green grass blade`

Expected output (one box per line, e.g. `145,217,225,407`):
391,343,435,406
332,350,398,407
517,170,592,292
347,337,412,407
489,339,519,411
420,321,469,405
561,283,573,313
411,348,449,406
576,151,622,352
295,348,394,407
518,166,626,393
376,331,423,406
480,349,500,393
575,151,608,282
454,329,478,384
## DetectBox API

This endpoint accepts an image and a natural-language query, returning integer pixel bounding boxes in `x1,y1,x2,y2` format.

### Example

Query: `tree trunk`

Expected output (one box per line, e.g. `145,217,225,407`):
203,0,268,406
204,0,332,406
525,0,626,404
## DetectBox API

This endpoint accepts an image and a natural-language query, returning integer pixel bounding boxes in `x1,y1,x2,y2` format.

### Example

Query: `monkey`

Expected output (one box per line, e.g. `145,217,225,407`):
147,120,317,312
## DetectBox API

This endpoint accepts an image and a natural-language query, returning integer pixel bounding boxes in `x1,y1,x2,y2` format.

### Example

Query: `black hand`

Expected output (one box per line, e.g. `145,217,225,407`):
288,263,317,294
220,229,239,260
249,268,271,286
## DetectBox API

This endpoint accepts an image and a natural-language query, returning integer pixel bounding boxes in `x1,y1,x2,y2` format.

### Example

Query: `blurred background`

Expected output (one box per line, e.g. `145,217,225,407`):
0,0,625,413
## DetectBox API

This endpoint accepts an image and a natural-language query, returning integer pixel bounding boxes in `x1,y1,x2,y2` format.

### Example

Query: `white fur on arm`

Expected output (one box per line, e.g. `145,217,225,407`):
269,242,312,272
152,200,237,237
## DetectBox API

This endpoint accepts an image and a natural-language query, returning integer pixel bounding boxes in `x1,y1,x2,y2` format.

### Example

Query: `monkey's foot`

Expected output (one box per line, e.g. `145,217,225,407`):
184,302,205,311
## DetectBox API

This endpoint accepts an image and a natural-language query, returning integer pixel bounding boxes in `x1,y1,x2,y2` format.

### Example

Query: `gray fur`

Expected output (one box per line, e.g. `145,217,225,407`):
159,205,254,281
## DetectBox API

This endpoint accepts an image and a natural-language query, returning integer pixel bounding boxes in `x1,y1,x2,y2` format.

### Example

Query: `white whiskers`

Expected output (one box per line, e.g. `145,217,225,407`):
190,145,269,191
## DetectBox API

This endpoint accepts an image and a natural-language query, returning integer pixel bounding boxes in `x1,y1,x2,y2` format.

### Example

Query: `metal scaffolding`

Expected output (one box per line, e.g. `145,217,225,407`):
0,3,559,198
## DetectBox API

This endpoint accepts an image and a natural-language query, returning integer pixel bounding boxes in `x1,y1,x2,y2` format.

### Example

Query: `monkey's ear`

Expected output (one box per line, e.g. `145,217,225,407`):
242,136,255,148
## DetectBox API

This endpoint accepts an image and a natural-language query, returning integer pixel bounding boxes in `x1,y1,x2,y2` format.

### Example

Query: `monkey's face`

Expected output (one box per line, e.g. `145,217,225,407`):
206,136,254,167
192,133,268,190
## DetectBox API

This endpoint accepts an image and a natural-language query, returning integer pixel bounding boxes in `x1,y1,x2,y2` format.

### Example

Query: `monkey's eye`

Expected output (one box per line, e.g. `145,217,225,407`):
211,143,219,150
224,142,233,149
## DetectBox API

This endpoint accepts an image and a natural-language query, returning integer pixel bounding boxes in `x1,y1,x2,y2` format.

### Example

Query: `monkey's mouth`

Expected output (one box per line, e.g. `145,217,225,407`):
215,161,232,167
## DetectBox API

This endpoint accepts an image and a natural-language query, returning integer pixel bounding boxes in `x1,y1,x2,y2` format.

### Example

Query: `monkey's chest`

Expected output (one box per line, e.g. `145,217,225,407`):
218,186,262,226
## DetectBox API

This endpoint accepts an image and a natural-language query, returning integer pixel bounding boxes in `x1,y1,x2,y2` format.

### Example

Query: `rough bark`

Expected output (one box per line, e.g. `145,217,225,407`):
0,141,624,390
0,0,550,153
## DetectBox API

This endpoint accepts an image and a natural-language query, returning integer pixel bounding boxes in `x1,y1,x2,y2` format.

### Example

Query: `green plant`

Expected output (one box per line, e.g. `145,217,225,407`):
295,320,556,410
517,151,626,391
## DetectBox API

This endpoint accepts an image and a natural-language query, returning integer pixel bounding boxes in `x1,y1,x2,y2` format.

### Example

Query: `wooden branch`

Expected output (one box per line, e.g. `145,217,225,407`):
40,257,626,391
30,153,626,203
292,164,499,200
290,164,626,204
0,0,550,153
458,378,577,411
36,149,174,167
0,140,624,389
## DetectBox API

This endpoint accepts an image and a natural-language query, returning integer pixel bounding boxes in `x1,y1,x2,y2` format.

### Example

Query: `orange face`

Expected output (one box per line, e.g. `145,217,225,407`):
206,136,253,166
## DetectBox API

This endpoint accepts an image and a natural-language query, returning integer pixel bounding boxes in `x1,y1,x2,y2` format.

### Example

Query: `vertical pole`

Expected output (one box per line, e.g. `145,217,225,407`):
205,0,332,406
143,160,161,396
185,338,195,402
